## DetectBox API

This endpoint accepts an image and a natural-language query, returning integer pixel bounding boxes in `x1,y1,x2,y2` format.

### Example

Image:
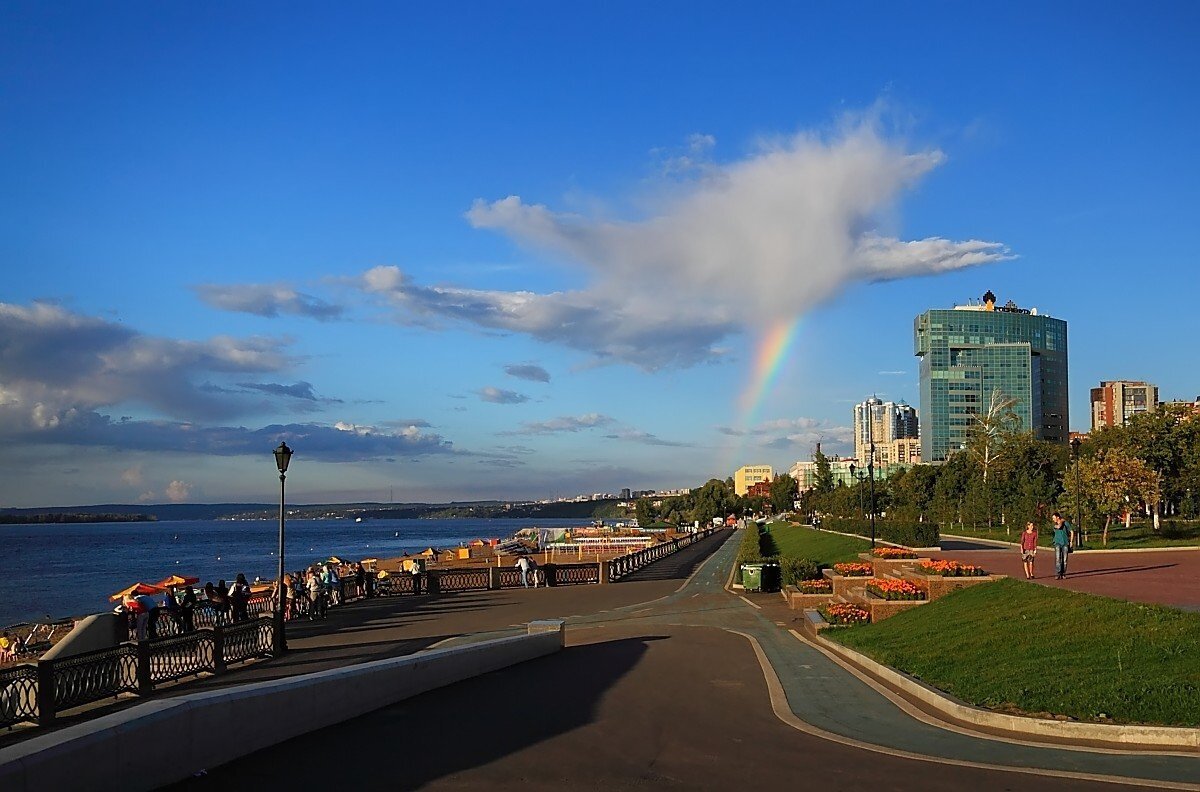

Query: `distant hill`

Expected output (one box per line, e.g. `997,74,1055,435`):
0,498,629,523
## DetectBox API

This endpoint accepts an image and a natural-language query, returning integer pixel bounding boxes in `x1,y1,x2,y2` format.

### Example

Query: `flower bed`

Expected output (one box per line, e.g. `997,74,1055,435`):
918,559,988,577
820,603,870,625
866,578,927,601
832,562,873,577
798,578,833,593
872,547,918,559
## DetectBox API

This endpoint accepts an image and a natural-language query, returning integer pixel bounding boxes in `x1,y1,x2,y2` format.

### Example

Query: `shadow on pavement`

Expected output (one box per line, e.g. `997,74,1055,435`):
171,635,665,790
1065,563,1178,579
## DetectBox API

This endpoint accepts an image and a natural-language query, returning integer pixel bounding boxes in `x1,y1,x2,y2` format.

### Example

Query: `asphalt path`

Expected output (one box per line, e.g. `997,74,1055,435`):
176,529,1200,790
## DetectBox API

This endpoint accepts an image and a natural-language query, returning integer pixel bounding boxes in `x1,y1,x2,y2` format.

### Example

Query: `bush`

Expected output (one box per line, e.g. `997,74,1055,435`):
735,523,763,584
821,517,939,548
780,556,820,585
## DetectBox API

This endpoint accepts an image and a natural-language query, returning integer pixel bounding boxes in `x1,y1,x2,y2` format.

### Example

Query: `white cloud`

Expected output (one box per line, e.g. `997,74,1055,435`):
503,363,551,383
193,283,343,320
501,413,614,435
360,117,1008,369
165,480,192,502
478,387,531,404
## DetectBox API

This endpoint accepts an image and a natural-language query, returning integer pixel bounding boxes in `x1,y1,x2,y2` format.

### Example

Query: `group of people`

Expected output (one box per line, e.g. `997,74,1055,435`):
281,561,374,621
120,573,255,641
0,630,16,663
1020,511,1076,580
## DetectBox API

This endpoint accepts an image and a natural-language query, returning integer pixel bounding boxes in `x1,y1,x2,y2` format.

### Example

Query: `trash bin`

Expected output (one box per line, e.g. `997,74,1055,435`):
760,561,781,593
741,563,764,591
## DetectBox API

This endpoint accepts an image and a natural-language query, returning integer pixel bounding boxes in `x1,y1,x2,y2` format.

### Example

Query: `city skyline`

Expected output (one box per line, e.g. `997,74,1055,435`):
2,4,1199,507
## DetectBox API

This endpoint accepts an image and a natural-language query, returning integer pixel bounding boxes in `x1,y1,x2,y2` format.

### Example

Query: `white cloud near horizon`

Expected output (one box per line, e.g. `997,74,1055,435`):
359,118,1009,369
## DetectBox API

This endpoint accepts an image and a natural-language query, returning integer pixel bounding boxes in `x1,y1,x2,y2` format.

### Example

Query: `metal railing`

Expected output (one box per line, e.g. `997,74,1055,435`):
606,528,719,581
0,664,38,729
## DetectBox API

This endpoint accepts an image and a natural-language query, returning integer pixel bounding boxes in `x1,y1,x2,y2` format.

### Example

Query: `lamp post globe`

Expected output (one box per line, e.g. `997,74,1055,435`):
273,442,292,655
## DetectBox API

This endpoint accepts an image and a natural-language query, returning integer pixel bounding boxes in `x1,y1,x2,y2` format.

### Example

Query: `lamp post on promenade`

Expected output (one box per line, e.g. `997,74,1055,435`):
1070,437,1082,549
273,441,293,656
849,463,865,520
867,442,877,548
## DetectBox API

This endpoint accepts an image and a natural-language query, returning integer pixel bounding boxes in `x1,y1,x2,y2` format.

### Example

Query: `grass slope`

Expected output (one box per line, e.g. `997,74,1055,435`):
827,579,1200,727
765,523,871,567
941,520,1200,550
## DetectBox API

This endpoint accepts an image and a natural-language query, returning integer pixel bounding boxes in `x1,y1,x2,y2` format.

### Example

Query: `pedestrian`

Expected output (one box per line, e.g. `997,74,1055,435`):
528,555,540,588
355,564,366,598
180,586,197,632
307,569,325,619
514,555,532,588
1020,521,1039,579
0,630,14,663
229,573,250,621
215,579,231,622
1051,511,1074,579
160,588,181,634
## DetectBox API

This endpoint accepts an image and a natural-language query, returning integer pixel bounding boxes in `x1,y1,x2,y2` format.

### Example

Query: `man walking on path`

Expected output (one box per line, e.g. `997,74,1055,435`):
1051,512,1074,579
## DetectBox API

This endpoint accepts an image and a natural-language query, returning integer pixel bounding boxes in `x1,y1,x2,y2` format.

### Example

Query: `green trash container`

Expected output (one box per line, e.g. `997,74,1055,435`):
741,563,764,591
760,561,781,593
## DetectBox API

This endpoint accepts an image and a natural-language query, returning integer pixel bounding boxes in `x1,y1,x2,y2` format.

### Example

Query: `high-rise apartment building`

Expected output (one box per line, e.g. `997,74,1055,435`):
733,464,774,496
1090,381,1159,430
915,291,1068,462
853,397,919,465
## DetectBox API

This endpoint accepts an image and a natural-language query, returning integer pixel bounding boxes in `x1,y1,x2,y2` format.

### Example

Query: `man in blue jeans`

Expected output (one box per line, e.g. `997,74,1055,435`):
1051,512,1074,579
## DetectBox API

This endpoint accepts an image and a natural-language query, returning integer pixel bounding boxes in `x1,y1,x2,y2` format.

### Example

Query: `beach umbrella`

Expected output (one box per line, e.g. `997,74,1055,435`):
154,575,200,589
327,556,343,564
110,582,167,602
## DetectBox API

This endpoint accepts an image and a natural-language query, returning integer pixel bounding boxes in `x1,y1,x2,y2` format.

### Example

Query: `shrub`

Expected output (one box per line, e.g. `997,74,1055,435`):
781,556,820,585
821,517,939,548
735,523,763,584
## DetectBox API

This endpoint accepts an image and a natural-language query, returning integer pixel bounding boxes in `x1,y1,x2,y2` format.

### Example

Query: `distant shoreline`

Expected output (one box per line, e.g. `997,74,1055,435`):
0,513,156,525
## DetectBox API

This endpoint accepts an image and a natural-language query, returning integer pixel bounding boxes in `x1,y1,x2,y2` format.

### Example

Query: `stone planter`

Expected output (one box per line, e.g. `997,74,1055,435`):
863,591,929,622
900,572,1006,601
822,568,874,600
783,585,835,610
858,553,924,576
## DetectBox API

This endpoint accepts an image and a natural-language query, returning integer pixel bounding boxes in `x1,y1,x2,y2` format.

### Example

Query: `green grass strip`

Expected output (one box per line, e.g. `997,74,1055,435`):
826,578,1200,727
766,523,871,567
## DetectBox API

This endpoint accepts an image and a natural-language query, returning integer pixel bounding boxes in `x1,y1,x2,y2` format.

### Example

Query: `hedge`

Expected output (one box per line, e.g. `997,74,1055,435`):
819,517,939,548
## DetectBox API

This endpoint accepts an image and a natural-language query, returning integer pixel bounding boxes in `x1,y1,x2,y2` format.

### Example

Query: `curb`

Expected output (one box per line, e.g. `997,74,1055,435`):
810,631,1200,750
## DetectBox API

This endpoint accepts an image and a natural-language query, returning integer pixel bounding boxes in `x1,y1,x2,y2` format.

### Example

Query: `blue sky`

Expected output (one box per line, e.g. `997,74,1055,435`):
2,2,1198,507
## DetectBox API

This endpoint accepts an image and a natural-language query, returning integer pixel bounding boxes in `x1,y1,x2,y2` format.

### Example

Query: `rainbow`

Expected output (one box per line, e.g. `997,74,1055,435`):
723,317,804,473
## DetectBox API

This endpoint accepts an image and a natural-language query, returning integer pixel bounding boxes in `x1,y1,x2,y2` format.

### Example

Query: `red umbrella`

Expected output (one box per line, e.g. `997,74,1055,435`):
110,582,167,602
154,575,200,589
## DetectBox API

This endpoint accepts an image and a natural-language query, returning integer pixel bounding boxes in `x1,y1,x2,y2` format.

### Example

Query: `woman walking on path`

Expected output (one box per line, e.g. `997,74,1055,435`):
1020,522,1039,579
1051,512,1074,580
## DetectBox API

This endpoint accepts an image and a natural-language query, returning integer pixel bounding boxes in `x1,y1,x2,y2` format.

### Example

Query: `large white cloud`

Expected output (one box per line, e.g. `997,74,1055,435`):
361,121,1008,369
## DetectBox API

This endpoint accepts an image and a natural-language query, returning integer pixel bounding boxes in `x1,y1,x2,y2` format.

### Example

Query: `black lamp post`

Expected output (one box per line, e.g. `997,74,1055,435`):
273,441,293,656
1070,437,1082,549
867,440,877,548
849,463,865,520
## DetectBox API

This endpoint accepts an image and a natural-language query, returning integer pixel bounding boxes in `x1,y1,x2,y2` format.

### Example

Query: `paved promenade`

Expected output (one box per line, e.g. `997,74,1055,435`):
176,530,1200,791
934,540,1200,611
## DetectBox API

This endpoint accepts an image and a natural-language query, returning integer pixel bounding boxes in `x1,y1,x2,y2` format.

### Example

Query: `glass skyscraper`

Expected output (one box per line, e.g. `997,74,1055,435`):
914,291,1068,462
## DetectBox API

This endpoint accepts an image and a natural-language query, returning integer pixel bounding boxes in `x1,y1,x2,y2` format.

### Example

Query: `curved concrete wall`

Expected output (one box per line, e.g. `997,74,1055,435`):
0,622,564,792
40,614,124,661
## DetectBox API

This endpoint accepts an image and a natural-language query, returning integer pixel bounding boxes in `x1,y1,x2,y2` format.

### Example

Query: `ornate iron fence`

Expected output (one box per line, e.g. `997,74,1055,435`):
436,568,491,592
607,528,717,581
551,563,599,585
0,663,38,729
223,617,274,666
49,644,139,715
148,630,216,685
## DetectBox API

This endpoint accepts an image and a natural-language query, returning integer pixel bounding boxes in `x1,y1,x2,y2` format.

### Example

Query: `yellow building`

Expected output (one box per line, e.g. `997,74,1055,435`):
733,464,774,496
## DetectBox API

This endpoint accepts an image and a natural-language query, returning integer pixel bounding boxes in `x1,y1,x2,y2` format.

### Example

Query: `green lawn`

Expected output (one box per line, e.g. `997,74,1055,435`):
826,579,1200,727
763,522,871,566
943,520,1200,550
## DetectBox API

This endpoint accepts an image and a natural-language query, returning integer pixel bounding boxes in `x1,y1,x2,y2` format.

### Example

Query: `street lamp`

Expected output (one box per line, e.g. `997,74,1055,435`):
1070,437,1082,549
867,440,877,548
849,463,865,520
273,441,293,656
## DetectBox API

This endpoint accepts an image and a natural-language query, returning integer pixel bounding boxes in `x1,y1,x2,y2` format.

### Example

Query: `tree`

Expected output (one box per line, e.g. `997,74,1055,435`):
964,388,1020,529
813,448,834,494
634,498,654,527
1061,448,1161,545
768,474,798,514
